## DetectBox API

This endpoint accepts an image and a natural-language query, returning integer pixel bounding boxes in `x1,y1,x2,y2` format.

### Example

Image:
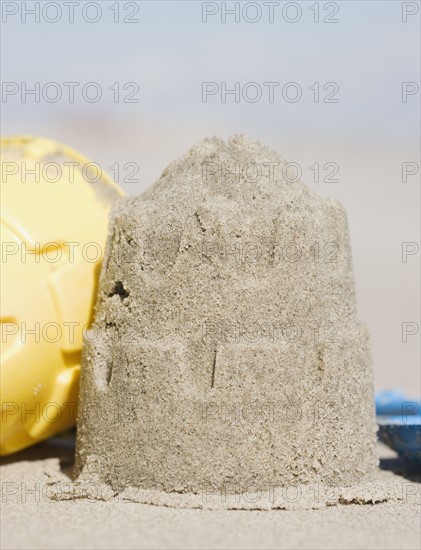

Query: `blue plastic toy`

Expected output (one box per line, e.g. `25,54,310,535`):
375,390,420,464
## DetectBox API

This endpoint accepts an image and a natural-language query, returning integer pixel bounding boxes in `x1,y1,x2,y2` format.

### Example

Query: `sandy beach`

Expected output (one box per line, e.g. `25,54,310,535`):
1,4,419,549
1,435,420,550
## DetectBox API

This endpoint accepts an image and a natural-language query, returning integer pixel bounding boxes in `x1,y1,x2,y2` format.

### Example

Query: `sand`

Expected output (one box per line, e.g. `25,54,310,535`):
1,438,420,549
75,135,377,496
2,136,417,548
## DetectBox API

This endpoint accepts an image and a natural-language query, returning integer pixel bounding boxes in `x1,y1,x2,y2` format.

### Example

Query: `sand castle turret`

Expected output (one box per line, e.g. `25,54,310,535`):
75,136,377,495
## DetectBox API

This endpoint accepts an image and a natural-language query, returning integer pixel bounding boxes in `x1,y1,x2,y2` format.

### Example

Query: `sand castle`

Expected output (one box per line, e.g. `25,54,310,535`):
75,136,377,496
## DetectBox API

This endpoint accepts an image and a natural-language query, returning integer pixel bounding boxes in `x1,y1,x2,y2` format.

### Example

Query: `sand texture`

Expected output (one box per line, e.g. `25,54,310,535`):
1,439,420,550
75,136,377,496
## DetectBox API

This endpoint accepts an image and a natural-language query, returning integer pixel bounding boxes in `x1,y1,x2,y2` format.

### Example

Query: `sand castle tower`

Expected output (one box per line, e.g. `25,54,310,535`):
75,136,377,495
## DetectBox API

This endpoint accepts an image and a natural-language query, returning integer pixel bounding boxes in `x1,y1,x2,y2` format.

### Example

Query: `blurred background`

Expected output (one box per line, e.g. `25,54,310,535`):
2,0,420,394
